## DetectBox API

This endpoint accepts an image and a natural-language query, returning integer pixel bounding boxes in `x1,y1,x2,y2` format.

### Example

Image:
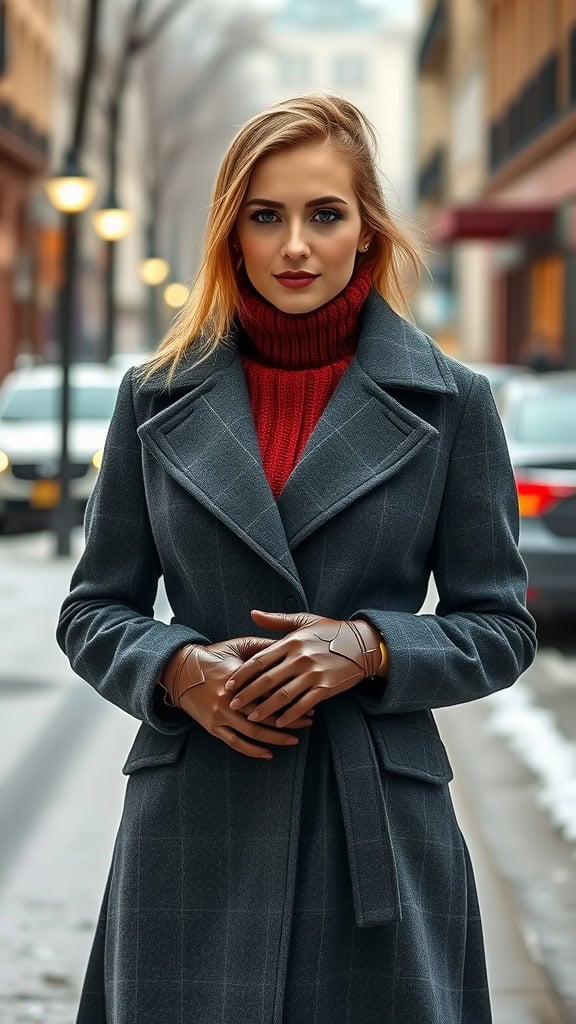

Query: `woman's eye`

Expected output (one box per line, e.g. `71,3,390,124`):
312,208,341,224
250,209,279,224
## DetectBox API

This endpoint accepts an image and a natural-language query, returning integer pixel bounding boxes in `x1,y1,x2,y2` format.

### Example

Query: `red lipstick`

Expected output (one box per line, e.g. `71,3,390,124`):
274,272,319,290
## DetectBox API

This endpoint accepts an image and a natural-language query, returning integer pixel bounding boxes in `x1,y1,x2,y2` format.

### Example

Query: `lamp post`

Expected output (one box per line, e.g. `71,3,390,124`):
138,205,169,348
44,151,97,557
92,190,133,361
43,0,101,558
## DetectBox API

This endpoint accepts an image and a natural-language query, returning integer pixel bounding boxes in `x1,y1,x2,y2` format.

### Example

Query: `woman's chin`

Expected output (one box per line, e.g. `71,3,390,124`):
263,285,333,315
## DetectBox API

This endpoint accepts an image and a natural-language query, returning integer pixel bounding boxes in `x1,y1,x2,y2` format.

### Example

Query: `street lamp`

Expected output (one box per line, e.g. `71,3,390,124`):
140,255,170,349
138,206,169,347
45,150,98,215
163,281,189,308
92,191,133,362
92,191,133,242
44,149,96,557
139,255,169,286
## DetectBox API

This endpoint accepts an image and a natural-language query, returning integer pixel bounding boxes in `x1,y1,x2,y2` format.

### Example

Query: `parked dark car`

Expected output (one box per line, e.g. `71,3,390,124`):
495,372,576,614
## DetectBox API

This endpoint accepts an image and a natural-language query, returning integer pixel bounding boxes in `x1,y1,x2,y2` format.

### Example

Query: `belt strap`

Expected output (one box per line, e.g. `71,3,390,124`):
323,696,402,929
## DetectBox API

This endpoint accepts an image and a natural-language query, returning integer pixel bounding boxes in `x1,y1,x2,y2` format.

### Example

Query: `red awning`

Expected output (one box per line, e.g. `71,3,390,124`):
433,204,556,242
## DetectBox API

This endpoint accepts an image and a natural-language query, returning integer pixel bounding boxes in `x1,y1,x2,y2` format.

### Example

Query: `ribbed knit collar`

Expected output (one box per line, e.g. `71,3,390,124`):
237,264,373,370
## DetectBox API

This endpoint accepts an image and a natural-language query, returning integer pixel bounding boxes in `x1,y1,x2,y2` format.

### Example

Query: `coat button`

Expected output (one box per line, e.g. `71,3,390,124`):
283,595,299,612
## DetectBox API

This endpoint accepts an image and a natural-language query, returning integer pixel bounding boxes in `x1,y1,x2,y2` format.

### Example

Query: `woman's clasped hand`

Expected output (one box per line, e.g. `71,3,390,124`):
161,635,315,760
225,609,384,728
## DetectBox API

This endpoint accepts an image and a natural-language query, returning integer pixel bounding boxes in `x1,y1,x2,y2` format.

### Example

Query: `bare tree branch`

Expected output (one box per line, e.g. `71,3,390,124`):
147,7,261,176
131,0,197,52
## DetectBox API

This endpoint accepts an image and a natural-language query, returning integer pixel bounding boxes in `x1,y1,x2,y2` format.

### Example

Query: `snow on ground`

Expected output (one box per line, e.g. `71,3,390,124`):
487,681,576,845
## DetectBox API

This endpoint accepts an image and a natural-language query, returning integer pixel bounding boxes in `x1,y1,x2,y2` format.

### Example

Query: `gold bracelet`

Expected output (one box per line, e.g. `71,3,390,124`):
378,640,388,675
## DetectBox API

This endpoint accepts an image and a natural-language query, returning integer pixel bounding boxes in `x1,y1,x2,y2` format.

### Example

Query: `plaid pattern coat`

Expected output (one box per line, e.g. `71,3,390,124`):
57,291,536,1024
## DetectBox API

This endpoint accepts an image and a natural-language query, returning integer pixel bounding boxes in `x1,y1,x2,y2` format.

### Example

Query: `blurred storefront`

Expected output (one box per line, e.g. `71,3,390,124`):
416,0,576,369
0,0,52,380
482,0,576,369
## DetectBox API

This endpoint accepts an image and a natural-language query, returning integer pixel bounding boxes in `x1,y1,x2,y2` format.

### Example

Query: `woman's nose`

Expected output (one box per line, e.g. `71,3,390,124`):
281,225,310,260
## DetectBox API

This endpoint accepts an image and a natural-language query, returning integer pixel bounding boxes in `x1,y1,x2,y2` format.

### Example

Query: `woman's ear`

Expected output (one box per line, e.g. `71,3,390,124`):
358,232,374,254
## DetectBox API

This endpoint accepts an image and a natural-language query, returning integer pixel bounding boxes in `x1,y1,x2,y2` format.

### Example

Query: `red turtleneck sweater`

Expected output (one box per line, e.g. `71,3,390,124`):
238,266,372,498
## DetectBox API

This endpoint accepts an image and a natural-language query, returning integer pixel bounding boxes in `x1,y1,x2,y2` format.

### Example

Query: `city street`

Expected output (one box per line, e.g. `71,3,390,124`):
0,528,575,1024
2,0,576,1020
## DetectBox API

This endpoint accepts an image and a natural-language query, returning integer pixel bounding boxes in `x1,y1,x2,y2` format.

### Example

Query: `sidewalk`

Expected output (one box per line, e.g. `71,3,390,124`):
438,699,576,1022
0,530,84,878
0,530,137,1023
445,748,568,1024
0,697,135,1024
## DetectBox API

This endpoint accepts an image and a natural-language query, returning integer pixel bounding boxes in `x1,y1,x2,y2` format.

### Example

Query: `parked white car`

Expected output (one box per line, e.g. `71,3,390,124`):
0,362,123,527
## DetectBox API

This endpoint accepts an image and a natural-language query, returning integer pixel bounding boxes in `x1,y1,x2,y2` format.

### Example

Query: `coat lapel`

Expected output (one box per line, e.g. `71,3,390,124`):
136,292,459,577
277,292,459,548
137,346,305,600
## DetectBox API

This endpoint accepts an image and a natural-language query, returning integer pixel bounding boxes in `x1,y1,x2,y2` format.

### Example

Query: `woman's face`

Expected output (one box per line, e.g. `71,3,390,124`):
235,142,372,313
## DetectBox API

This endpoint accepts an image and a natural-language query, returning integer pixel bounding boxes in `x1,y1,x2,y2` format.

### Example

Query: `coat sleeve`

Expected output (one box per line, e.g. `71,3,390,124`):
352,372,537,716
56,369,210,733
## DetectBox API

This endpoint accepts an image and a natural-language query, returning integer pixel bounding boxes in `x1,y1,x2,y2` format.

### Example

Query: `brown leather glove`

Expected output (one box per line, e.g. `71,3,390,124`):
225,610,388,727
159,636,314,760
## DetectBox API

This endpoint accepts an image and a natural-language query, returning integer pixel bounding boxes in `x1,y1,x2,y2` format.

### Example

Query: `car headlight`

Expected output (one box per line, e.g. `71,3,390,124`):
92,449,104,470
0,450,9,473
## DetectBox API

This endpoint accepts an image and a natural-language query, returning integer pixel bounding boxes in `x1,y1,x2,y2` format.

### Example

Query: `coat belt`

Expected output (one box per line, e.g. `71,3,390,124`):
323,696,402,929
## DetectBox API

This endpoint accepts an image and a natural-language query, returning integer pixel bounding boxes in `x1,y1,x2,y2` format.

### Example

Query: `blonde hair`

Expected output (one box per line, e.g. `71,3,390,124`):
142,93,423,381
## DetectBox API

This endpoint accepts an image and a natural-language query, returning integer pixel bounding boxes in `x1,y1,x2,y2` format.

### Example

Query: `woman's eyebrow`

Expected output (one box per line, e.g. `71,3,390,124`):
244,196,349,209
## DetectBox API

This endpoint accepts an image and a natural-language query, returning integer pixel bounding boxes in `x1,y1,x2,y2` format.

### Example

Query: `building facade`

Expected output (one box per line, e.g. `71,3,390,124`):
483,0,576,367
266,0,418,219
0,0,52,380
416,0,576,367
415,0,491,357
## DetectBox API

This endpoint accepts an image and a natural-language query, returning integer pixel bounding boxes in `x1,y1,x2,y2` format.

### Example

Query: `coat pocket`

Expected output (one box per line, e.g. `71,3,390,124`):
369,712,453,785
122,723,190,775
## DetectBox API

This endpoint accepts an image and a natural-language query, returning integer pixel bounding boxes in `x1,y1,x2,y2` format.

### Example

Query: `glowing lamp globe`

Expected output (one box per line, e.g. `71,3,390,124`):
164,282,189,308
44,167,97,214
92,205,133,241
139,257,170,286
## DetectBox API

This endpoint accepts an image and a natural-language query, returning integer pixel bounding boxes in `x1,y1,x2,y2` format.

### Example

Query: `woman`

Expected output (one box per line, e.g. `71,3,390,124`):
57,94,536,1023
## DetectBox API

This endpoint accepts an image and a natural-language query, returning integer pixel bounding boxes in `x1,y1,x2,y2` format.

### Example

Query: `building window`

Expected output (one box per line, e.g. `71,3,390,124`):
332,55,367,88
279,53,312,87
452,70,482,166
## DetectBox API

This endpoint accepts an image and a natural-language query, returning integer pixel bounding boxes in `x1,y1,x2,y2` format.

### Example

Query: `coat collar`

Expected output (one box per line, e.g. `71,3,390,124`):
355,291,458,394
137,290,458,398
137,292,458,592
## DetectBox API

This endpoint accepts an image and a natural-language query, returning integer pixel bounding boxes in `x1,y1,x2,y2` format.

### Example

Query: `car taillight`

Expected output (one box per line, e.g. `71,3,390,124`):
516,478,576,517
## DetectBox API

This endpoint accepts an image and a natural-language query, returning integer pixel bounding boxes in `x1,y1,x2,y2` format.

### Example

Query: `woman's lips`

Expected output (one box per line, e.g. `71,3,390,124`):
274,274,319,290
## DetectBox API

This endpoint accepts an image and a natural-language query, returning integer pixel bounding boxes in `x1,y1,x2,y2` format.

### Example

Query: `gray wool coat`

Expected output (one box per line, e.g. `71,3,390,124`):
57,291,536,1024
